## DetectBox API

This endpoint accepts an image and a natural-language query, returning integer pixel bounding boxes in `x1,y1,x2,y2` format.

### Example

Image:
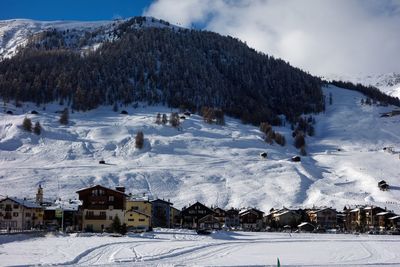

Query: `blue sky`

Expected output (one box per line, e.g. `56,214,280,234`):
1,0,153,21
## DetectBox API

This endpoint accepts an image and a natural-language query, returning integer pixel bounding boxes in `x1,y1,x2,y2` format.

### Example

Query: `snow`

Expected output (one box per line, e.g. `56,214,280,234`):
1,85,400,214
0,17,182,60
325,72,400,99
1,229,400,266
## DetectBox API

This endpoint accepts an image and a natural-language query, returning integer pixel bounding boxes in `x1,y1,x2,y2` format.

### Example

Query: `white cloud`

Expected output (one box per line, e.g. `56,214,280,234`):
144,0,400,77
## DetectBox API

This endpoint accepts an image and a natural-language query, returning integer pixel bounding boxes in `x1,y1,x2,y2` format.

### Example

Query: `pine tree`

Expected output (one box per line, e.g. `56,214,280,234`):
169,112,180,127
33,121,41,135
294,133,306,149
155,113,162,124
22,117,32,132
162,114,168,124
135,131,144,149
111,215,121,233
59,108,69,125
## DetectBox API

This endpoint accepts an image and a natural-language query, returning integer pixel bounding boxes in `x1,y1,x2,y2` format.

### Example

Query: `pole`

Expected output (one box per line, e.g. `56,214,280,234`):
61,202,64,232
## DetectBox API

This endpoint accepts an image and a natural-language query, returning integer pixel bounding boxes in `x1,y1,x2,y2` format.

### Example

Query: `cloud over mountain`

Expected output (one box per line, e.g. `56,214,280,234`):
144,0,400,76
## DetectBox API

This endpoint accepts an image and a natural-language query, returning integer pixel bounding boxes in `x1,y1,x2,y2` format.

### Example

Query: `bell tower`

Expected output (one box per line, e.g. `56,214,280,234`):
36,184,43,204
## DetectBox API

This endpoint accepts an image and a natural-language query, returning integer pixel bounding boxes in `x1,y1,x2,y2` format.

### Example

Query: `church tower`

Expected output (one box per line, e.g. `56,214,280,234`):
36,184,43,204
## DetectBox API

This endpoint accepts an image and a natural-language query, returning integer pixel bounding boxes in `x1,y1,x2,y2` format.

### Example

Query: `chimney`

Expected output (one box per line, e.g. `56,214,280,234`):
115,186,125,193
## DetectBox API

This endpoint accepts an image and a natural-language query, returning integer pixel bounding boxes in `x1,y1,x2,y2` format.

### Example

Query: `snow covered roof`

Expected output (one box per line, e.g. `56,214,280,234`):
389,216,400,220
45,199,81,211
298,222,314,227
376,211,391,216
0,197,41,208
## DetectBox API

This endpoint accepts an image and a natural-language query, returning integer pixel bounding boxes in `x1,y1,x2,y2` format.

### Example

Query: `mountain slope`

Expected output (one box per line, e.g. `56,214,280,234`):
327,73,400,99
0,16,323,125
1,86,399,212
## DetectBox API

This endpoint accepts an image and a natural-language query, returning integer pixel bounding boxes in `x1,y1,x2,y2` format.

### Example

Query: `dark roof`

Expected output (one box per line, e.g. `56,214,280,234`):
151,198,173,205
76,184,128,196
240,208,264,216
183,201,213,213
0,197,41,208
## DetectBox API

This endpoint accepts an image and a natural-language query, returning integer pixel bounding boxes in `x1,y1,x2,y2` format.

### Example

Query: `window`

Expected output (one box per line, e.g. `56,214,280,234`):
5,204,12,211
92,190,98,196
139,218,145,222
25,213,31,217
109,205,113,210
109,196,114,202
109,216,113,220
0,204,3,210
100,211,106,217
132,206,139,210
13,204,19,209
128,219,134,222
87,211,94,216
13,212,18,217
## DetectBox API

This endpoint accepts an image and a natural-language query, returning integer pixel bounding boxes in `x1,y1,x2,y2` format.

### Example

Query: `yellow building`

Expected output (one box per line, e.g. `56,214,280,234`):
125,199,152,232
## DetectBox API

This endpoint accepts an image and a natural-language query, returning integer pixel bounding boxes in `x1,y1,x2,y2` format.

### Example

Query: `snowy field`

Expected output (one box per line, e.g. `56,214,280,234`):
0,85,400,213
1,229,400,266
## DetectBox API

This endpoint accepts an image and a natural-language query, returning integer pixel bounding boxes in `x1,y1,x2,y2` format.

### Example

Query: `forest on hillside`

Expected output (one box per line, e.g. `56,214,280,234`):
0,17,326,125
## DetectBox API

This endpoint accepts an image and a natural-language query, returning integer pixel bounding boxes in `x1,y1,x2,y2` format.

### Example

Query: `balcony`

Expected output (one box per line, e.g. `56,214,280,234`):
85,214,107,220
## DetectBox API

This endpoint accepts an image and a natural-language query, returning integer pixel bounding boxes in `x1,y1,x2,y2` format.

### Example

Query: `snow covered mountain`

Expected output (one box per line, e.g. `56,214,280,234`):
327,73,400,99
0,17,179,60
1,85,400,213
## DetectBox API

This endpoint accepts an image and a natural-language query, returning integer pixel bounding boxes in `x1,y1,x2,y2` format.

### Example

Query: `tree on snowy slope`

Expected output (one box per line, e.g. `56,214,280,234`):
22,117,32,132
135,131,144,149
33,121,41,135
169,112,180,127
59,108,69,125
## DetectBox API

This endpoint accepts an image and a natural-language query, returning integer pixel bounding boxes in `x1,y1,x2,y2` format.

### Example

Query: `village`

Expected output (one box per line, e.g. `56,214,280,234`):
0,184,399,236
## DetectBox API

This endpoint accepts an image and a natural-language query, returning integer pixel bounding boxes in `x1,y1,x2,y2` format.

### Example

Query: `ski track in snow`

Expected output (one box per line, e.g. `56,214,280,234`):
2,230,400,266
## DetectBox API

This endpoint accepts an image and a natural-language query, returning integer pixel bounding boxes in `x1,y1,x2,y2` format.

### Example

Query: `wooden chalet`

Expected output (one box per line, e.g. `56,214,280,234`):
376,211,397,230
198,214,221,230
378,180,389,191
180,202,214,229
225,208,240,229
307,207,337,229
239,208,264,231
212,207,226,226
76,185,127,232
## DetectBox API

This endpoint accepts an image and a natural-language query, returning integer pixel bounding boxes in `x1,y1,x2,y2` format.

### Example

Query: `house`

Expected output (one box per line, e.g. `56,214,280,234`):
307,207,337,229
180,202,214,229
125,197,152,232
225,208,240,229
170,206,181,228
271,208,301,229
239,208,264,231
151,199,173,228
0,197,43,230
198,214,221,230
378,180,389,191
376,211,397,230
43,199,81,232
389,215,400,229
364,206,386,230
76,185,127,232
347,207,366,232
298,222,315,232
213,207,226,226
